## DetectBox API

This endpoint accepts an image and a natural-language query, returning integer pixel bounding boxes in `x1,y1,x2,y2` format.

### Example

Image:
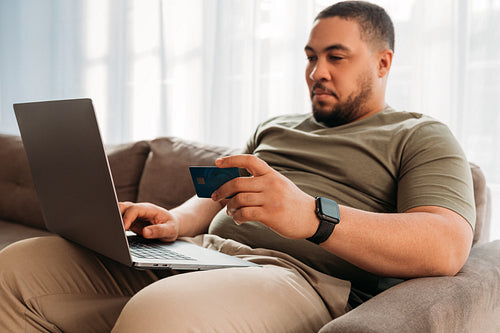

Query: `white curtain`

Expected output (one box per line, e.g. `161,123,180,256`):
1,0,499,240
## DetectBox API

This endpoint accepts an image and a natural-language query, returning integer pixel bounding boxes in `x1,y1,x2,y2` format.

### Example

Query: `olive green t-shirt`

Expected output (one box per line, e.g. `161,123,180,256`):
209,107,475,294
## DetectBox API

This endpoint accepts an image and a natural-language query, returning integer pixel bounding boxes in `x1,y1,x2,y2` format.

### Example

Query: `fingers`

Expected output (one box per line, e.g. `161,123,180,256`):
142,223,178,242
225,192,265,224
120,202,143,230
225,192,263,215
212,155,272,201
215,154,272,177
128,218,150,235
230,206,265,225
211,176,262,201
119,202,178,242
119,201,134,215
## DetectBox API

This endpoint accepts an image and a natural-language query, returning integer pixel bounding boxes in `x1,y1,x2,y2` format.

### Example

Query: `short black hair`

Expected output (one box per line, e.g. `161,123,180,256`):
315,1,395,52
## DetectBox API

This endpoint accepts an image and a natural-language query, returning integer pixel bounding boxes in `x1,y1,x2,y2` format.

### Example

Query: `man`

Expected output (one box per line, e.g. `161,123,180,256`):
0,1,475,332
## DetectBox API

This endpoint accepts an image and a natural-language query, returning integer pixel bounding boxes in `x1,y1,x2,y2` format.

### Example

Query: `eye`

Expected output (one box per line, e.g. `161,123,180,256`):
306,55,317,62
329,55,344,61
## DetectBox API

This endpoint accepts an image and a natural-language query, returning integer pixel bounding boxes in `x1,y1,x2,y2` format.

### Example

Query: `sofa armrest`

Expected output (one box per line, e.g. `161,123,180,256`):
319,240,500,333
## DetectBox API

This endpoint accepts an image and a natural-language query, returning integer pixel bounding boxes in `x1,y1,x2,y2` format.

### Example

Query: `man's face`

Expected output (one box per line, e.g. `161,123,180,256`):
305,17,379,127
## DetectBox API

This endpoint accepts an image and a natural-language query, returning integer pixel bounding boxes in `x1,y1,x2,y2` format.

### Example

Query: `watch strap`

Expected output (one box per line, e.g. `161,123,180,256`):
307,218,336,244
307,197,340,244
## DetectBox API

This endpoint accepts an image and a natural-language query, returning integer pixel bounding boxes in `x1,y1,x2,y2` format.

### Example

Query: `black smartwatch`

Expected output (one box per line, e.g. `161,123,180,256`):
307,197,340,244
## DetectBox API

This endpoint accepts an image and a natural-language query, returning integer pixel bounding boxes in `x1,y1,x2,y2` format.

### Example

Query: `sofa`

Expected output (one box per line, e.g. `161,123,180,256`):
1,133,499,332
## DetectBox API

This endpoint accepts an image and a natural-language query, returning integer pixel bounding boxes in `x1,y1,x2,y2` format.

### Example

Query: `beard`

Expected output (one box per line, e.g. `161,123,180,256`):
312,73,373,127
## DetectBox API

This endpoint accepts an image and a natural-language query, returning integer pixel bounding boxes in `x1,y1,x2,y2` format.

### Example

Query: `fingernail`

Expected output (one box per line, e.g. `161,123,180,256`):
211,192,218,201
144,229,152,238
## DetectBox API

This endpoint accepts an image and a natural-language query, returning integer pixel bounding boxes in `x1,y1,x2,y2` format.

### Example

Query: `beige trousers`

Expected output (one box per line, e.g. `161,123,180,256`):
0,235,350,333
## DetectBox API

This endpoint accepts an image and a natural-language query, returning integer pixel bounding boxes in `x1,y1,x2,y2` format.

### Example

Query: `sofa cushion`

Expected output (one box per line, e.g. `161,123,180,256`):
137,137,239,210
0,135,45,229
0,134,150,230
105,140,151,202
0,219,54,251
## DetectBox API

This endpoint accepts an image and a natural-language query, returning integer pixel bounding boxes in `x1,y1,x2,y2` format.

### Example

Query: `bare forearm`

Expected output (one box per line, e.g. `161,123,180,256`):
172,196,225,237
321,205,473,278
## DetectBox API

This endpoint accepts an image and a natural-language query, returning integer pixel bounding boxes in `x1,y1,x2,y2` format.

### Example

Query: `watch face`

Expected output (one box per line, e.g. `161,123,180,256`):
318,197,340,223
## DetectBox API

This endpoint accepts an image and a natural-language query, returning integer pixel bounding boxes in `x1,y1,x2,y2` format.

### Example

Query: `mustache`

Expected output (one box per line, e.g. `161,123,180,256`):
311,82,338,99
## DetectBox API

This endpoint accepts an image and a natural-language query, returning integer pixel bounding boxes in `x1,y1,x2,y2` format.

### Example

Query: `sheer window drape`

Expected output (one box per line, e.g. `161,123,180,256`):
1,0,499,240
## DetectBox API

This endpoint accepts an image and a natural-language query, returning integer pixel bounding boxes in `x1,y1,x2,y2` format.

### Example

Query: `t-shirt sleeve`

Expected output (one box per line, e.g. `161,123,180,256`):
241,120,266,155
397,121,476,229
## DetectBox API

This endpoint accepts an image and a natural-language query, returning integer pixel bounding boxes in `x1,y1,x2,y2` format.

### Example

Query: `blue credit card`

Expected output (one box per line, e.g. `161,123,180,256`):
189,166,240,198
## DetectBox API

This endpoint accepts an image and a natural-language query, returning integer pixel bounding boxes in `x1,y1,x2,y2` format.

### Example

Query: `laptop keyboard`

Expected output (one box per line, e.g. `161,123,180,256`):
128,237,195,261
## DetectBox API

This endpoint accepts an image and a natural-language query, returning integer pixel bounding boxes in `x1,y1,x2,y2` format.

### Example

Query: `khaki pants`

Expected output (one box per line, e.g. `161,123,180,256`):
0,235,350,332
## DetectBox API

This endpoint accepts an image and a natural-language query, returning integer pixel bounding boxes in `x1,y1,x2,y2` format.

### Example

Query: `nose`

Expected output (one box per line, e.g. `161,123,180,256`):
309,58,331,82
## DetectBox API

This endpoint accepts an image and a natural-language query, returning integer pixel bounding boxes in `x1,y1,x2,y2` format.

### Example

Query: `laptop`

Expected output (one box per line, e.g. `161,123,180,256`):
14,98,258,271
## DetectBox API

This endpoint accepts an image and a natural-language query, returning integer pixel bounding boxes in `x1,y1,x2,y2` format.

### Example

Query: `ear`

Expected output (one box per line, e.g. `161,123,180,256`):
377,49,393,78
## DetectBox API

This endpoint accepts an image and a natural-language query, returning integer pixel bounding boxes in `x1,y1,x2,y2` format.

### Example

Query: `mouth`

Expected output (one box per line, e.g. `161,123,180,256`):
313,90,333,97
311,83,337,100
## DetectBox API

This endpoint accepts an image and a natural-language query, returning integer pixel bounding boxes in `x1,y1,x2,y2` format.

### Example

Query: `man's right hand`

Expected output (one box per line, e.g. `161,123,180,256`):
119,202,180,242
